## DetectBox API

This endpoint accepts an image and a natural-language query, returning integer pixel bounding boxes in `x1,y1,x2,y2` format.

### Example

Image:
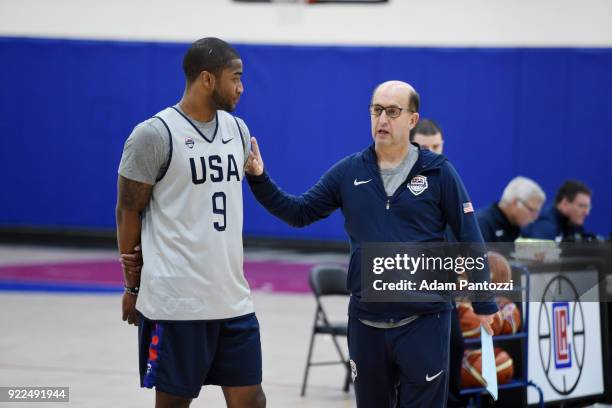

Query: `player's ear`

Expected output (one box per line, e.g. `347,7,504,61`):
558,197,570,210
200,70,216,90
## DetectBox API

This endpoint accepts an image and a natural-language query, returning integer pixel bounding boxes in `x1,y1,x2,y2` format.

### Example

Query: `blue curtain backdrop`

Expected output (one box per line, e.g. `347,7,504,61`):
1,37,610,240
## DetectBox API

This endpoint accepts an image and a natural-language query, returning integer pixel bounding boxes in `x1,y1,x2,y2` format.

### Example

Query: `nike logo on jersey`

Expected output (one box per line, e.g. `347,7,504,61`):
425,370,443,382
221,138,234,144
354,179,372,186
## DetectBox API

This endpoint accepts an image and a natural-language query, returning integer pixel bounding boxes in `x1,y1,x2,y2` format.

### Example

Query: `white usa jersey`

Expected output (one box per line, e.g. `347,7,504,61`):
136,107,253,320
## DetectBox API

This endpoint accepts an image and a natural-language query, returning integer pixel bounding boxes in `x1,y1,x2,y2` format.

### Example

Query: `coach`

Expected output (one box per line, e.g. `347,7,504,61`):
245,80,498,408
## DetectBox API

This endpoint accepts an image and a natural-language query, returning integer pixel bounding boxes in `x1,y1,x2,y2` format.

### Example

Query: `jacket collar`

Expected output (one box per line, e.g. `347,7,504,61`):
363,143,447,174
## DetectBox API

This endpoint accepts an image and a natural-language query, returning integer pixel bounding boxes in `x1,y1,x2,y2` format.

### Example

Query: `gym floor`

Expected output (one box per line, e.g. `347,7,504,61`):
2,245,611,408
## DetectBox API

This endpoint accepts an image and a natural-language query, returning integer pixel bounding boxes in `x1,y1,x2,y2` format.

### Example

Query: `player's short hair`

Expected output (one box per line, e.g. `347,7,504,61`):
183,37,240,84
410,118,442,142
500,176,546,204
554,180,592,204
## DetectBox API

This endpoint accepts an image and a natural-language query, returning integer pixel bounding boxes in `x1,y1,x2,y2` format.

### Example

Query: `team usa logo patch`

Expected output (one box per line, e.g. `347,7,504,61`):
350,359,358,382
185,137,195,149
407,175,428,196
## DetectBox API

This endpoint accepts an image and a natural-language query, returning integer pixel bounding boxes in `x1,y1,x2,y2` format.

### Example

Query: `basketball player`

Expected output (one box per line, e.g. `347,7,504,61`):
245,81,497,407
116,38,266,408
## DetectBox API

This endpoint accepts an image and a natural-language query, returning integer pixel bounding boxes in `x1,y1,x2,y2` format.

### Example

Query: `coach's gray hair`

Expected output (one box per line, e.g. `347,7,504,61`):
500,176,546,204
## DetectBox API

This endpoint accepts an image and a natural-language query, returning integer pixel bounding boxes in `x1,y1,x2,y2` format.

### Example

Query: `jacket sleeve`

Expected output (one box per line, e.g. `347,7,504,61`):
475,211,494,242
440,162,498,315
246,158,346,228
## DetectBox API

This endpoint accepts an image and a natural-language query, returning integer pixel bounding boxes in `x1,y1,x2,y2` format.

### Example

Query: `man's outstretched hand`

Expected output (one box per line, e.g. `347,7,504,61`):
476,313,497,336
245,137,264,176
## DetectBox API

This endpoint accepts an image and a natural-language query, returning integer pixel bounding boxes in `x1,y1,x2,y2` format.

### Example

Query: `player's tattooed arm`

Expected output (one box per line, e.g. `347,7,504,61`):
116,175,152,287
116,176,152,326
117,175,153,211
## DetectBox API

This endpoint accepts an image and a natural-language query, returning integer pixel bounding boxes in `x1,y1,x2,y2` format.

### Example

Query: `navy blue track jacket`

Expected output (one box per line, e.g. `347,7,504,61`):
521,205,584,241
247,144,498,320
476,202,520,243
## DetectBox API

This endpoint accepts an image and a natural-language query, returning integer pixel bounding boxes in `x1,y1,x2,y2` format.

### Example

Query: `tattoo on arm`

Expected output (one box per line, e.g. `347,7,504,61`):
117,176,153,211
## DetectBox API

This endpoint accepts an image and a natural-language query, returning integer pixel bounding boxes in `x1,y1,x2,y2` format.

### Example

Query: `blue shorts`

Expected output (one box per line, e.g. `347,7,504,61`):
348,310,451,408
138,312,262,399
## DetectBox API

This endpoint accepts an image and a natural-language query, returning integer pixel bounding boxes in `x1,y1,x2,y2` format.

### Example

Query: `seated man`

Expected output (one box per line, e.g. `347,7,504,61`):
477,176,546,243
522,179,592,241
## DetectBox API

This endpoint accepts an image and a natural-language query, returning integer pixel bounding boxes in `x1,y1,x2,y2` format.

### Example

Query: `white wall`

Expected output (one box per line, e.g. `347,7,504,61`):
0,0,611,47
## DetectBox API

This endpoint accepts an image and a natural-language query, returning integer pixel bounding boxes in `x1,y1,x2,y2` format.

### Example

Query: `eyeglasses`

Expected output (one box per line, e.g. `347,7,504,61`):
369,104,415,119
519,200,540,215
576,203,592,211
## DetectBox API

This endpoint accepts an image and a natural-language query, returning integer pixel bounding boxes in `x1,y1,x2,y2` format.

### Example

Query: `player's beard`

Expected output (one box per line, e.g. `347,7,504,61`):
212,88,235,112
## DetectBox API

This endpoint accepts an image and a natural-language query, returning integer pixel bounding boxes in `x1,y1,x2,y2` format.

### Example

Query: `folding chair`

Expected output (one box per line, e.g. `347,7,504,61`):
301,264,351,396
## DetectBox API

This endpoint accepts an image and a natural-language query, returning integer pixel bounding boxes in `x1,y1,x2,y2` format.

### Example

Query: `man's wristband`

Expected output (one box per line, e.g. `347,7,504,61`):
124,286,139,296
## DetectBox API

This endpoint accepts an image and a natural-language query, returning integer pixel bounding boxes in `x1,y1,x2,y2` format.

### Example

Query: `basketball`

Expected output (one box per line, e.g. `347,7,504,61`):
487,251,512,284
491,311,503,335
457,301,471,320
497,297,521,335
458,302,481,338
458,302,503,337
495,348,514,384
461,348,514,388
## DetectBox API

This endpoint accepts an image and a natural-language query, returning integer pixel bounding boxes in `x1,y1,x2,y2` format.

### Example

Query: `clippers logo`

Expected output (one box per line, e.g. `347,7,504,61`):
537,276,585,395
407,175,428,196
553,302,571,369
185,137,195,149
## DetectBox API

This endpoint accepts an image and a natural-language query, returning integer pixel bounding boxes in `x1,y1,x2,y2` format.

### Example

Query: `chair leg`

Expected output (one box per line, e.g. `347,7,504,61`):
343,360,351,392
301,329,317,397
329,334,350,392
329,333,346,363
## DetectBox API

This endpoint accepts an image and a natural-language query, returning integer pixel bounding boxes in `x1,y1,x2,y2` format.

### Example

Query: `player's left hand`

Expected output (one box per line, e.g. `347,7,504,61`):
122,291,139,326
475,313,496,336
120,245,142,277
245,137,265,176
